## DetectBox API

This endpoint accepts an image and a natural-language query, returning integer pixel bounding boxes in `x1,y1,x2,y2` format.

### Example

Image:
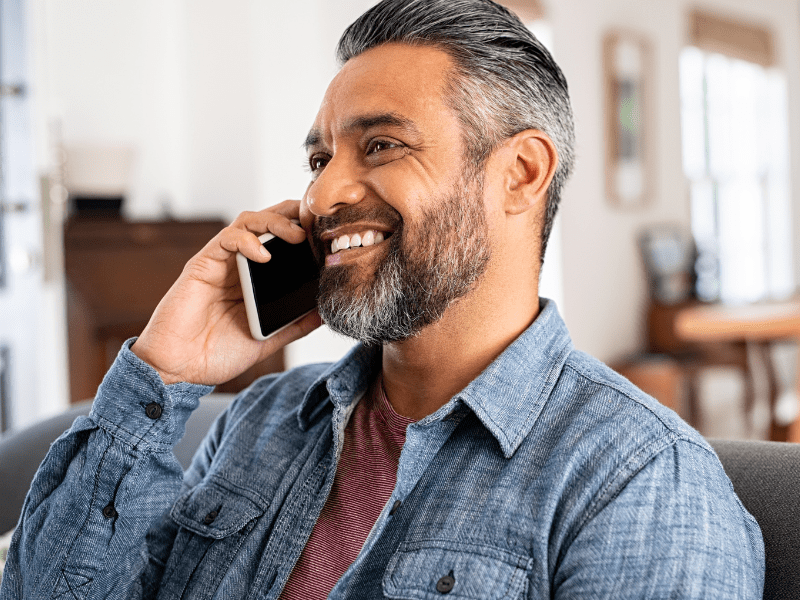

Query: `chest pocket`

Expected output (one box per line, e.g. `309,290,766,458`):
170,478,265,538
382,540,531,600
157,479,266,600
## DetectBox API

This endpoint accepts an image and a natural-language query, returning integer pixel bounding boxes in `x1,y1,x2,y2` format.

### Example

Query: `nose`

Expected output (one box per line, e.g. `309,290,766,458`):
304,155,366,217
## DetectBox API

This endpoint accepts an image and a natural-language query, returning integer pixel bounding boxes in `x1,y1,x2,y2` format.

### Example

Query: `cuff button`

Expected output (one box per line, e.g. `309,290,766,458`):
436,571,455,594
145,402,163,420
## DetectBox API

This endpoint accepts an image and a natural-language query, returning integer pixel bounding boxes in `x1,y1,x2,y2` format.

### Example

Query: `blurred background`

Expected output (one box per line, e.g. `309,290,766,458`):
0,0,798,441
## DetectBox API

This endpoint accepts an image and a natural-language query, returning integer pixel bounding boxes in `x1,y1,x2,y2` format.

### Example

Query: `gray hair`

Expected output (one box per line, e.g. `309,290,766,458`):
337,0,575,264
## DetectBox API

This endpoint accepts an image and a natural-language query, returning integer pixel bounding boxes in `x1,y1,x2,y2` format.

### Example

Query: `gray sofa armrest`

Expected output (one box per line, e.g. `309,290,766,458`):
0,394,233,535
709,439,800,600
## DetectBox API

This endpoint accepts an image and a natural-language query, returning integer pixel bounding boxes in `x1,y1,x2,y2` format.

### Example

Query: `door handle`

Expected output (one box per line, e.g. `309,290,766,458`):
0,201,29,214
0,83,25,98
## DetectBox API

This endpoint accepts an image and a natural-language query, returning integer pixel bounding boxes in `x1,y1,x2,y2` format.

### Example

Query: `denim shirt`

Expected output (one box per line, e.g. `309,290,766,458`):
1,300,764,599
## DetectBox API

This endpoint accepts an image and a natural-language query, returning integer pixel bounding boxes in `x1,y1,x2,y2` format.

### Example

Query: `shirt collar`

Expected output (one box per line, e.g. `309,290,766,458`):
298,299,573,457
297,341,381,429
455,299,573,457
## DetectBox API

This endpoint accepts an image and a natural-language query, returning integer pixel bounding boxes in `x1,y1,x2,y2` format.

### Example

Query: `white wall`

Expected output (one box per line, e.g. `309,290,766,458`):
550,0,800,362
36,0,187,216
29,0,800,377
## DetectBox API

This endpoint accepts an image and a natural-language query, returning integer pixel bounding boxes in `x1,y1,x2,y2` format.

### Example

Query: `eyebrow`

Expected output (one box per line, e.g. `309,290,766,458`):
303,112,421,150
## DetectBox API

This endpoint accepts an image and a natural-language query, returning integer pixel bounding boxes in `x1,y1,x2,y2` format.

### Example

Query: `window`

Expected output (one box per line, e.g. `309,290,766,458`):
680,43,793,304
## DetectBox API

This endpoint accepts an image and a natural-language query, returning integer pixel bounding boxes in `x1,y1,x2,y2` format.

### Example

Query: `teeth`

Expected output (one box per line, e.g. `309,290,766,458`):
330,229,388,254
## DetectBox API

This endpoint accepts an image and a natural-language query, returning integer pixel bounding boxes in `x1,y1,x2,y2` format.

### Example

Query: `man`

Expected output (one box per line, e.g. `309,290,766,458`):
2,0,764,598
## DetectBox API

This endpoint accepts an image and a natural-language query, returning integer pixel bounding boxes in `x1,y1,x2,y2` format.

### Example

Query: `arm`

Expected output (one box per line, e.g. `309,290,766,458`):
1,343,212,599
553,440,765,599
0,203,321,599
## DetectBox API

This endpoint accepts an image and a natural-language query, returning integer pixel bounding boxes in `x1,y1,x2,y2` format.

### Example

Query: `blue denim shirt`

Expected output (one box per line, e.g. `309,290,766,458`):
2,300,764,599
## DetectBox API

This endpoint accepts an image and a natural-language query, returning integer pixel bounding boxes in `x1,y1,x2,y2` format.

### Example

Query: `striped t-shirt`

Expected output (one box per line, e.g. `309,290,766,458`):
280,375,415,599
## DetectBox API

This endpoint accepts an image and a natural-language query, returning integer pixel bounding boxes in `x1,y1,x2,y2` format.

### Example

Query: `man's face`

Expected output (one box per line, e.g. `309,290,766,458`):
300,43,491,343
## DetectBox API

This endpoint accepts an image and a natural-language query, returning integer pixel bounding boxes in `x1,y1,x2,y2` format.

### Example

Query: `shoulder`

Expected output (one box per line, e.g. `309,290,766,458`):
553,349,711,456
223,362,333,423
554,434,765,597
533,348,745,529
538,352,764,593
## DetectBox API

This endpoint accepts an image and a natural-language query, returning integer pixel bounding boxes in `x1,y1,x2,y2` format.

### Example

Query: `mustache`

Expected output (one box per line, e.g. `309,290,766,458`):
311,204,403,237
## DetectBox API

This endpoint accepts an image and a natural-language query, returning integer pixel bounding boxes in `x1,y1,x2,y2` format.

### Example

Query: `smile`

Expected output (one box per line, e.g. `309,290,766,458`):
330,229,389,255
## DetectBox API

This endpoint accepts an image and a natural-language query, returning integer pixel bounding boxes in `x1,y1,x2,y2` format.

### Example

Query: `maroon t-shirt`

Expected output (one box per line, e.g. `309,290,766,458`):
280,376,415,599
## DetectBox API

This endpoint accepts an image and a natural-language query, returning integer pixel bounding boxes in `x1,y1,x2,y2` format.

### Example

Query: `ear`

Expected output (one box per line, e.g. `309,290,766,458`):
501,130,558,216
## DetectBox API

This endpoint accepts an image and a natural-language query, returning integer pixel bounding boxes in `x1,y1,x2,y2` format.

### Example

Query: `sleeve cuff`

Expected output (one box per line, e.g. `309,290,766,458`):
88,338,215,451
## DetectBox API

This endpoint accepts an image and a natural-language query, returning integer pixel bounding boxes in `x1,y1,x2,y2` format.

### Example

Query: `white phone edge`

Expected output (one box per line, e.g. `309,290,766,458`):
236,231,275,341
236,220,312,342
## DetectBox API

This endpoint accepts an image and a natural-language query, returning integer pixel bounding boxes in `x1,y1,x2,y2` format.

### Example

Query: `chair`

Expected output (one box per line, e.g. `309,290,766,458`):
709,439,800,600
646,300,757,435
0,395,232,535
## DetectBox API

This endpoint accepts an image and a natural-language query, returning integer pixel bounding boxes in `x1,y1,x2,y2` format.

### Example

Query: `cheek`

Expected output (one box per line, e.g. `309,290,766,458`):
299,193,314,230
366,157,443,210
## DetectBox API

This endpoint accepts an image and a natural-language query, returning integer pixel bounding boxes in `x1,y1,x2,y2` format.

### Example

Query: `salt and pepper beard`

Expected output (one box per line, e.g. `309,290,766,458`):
312,173,491,345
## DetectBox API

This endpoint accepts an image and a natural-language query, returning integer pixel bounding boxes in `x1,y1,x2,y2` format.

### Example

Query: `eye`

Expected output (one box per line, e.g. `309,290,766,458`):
307,154,329,172
367,139,400,155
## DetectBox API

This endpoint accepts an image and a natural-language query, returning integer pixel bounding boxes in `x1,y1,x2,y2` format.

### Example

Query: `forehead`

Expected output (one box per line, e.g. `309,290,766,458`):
309,43,457,144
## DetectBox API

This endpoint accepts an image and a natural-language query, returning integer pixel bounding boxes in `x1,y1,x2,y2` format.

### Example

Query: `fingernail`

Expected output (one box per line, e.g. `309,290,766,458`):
260,246,270,258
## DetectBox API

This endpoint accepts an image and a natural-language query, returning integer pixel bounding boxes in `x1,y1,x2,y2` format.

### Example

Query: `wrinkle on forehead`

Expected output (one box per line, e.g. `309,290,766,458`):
304,113,422,151
306,43,456,148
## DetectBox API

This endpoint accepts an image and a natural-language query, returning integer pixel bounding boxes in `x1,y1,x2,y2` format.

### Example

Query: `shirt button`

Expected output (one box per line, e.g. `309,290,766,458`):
102,502,118,519
144,402,163,420
203,510,219,525
389,500,402,516
436,571,455,594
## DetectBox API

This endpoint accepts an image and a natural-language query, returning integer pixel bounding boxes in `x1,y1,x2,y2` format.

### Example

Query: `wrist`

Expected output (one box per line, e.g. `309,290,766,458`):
130,339,183,385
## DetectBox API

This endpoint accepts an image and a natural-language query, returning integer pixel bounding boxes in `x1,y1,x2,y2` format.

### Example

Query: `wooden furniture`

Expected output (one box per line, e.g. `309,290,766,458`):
647,299,800,442
612,355,684,416
674,300,800,442
64,217,284,404
647,301,753,434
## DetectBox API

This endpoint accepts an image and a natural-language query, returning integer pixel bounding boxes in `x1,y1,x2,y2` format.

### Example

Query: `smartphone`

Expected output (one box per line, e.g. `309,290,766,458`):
236,230,321,341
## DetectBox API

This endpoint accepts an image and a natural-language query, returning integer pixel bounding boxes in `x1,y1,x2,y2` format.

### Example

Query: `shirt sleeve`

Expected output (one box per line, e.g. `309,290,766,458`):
553,439,765,600
0,339,214,600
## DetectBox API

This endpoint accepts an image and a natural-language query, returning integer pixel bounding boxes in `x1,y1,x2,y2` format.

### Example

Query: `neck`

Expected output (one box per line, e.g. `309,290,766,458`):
380,264,540,420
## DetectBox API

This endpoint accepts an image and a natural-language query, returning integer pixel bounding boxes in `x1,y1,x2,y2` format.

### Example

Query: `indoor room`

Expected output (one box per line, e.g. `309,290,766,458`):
1,0,799,595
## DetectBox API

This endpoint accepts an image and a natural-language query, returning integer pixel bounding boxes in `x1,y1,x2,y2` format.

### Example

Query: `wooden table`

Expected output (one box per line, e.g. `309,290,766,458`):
673,299,800,442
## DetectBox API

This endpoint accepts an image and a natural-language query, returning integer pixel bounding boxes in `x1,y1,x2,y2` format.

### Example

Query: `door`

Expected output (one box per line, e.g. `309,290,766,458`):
0,0,47,432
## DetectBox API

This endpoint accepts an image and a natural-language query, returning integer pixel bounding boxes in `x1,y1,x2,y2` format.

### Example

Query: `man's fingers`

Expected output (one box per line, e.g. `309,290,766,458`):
203,203,307,265
201,227,267,263
232,202,306,243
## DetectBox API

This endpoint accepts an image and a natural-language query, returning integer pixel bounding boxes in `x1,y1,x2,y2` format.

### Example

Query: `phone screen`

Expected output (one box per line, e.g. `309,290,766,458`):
245,237,321,338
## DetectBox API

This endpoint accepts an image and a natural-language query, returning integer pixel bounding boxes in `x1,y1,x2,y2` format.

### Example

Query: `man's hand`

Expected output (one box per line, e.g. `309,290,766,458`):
131,201,322,385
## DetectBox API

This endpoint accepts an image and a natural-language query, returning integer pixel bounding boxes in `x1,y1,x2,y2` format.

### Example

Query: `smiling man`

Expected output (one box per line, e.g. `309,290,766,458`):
1,1,764,599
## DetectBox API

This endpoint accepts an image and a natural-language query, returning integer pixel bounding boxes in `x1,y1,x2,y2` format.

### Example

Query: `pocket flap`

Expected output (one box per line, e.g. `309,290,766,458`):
383,540,530,600
170,478,266,539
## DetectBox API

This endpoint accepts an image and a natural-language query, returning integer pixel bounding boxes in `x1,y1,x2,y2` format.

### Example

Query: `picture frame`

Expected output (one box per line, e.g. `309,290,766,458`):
603,31,653,208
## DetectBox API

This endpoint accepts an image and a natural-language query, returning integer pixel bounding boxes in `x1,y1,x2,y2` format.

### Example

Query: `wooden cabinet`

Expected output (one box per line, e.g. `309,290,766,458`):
64,217,284,403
